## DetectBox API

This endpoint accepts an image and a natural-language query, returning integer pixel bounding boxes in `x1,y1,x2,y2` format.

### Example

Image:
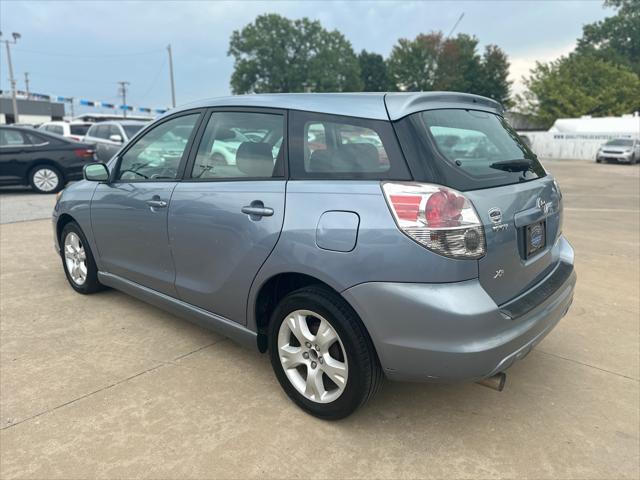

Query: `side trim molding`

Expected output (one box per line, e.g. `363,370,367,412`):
98,272,258,350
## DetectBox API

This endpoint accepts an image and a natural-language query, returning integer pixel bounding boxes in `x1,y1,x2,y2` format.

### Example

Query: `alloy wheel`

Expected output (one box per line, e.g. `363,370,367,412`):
277,309,349,403
32,168,60,192
64,232,87,285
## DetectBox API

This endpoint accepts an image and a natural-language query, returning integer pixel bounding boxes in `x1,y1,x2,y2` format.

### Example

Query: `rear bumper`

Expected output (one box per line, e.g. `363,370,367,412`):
342,236,576,383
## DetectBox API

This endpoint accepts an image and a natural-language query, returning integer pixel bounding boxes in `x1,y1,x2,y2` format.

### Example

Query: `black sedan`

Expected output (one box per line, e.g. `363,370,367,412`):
0,126,96,193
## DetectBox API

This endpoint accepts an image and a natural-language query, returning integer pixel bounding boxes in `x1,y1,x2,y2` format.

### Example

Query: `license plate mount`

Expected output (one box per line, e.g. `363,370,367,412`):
525,221,546,258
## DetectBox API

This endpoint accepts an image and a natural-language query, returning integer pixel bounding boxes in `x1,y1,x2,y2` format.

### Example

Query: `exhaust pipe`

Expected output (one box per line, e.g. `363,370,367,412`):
476,372,506,392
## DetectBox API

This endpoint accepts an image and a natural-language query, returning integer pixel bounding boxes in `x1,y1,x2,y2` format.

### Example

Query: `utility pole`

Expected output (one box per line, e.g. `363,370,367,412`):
167,44,176,108
118,81,130,118
0,31,21,124
24,72,30,98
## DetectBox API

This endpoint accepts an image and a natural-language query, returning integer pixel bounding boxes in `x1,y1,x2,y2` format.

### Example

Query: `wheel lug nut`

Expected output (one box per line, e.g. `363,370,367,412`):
305,342,312,348
311,361,317,369
318,357,324,364
314,345,320,351
302,352,309,359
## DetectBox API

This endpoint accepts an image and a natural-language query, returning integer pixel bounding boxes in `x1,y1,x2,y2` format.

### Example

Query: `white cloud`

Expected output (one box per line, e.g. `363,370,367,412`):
509,42,577,95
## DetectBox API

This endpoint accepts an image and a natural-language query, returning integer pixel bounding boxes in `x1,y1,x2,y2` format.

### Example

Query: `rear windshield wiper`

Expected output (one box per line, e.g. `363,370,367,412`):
490,159,532,172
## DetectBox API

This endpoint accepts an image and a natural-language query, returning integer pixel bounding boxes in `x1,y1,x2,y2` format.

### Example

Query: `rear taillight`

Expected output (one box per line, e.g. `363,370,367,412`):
74,148,95,159
382,182,486,259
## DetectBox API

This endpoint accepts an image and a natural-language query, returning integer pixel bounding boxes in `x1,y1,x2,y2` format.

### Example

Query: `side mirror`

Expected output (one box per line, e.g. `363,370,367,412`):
83,163,110,182
109,134,123,143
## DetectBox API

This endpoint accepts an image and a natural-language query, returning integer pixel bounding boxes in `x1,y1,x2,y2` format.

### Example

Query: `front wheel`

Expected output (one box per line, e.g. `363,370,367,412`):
269,286,382,420
60,222,104,294
30,165,63,193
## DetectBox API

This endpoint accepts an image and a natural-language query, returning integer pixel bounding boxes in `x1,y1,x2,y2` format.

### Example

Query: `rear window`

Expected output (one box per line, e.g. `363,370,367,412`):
70,124,90,135
395,109,546,191
289,111,410,180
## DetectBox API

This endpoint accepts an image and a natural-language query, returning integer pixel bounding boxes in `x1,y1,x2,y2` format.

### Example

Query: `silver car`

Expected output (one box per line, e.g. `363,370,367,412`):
84,120,147,162
53,93,576,419
596,138,640,164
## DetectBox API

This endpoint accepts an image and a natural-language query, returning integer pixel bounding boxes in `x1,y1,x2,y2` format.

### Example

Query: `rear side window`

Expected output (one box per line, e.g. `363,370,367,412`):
0,129,31,146
70,124,90,135
396,109,545,191
46,125,64,136
191,111,284,179
289,111,410,180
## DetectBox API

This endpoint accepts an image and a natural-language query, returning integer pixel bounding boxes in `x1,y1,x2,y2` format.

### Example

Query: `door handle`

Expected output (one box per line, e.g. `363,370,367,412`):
146,199,168,209
242,201,274,219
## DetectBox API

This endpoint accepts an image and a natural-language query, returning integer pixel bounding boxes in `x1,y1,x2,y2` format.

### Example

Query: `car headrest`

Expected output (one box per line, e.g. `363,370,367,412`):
236,142,274,177
308,149,336,172
308,143,381,173
339,143,380,171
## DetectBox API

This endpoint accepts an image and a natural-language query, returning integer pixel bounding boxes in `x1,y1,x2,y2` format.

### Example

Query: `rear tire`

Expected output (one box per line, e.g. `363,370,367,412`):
30,165,63,193
268,285,382,420
60,222,104,294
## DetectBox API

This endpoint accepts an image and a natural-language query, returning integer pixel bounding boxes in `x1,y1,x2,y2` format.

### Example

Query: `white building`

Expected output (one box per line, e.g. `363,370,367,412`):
520,113,640,160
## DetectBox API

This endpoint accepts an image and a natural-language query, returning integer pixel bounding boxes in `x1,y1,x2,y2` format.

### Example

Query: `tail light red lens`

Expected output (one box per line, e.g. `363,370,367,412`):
74,148,95,159
382,182,486,259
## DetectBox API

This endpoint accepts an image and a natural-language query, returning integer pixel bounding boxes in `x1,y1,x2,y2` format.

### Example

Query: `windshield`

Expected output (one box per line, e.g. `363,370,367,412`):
70,124,90,135
605,139,633,147
123,125,144,139
404,109,546,190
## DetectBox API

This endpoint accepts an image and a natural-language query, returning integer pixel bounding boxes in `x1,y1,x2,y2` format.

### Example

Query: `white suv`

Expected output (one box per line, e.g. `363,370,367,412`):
39,121,92,142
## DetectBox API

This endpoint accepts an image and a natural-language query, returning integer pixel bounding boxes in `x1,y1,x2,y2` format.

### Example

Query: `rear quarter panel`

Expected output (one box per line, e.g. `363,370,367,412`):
246,180,478,331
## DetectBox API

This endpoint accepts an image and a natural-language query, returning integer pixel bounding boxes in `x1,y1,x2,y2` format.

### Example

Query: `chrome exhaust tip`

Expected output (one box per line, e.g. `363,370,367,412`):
476,372,506,392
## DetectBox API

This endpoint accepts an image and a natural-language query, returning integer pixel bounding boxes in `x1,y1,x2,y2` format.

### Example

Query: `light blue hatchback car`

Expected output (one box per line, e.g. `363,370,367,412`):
53,93,576,419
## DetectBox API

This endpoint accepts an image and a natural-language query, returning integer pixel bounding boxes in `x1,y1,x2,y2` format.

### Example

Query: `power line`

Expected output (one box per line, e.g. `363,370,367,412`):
13,47,165,58
446,13,465,39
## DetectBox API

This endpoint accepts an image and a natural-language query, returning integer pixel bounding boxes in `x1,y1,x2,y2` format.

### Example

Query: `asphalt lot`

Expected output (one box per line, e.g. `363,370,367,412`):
0,160,638,479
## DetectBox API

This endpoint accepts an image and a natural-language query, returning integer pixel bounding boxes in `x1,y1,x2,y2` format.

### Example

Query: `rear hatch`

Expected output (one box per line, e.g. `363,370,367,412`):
393,107,563,305
465,177,562,304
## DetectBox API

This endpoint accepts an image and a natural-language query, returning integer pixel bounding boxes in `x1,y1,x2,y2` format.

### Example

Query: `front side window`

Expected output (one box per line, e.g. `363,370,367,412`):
116,114,199,181
191,111,284,179
0,129,30,146
290,112,410,180
95,125,110,139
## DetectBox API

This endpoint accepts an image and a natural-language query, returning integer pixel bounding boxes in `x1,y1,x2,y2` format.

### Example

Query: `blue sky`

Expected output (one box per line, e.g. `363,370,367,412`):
1,0,611,113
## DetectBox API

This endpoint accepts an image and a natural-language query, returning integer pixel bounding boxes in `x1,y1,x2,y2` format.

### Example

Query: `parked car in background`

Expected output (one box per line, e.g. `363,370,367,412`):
0,126,95,193
596,138,640,164
52,92,575,419
39,121,92,142
84,120,147,161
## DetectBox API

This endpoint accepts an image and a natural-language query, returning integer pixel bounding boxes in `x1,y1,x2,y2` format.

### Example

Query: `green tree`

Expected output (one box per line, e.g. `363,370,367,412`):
358,50,394,91
477,45,512,107
577,0,640,75
228,14,362,94
387,32,442,91
519,52,640,127
435,34,481,93
388,32,512,104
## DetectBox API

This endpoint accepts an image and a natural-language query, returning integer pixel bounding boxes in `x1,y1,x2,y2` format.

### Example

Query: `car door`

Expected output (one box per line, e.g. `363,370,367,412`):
0,128,34,184
169,109,287,324
90,111,203,296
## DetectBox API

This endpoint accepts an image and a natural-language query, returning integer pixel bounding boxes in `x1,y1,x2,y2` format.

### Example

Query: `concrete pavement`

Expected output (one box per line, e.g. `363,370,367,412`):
0,160,638,479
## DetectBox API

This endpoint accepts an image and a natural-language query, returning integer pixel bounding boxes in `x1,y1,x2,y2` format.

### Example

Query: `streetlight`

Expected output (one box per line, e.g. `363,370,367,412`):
0,31,21,124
